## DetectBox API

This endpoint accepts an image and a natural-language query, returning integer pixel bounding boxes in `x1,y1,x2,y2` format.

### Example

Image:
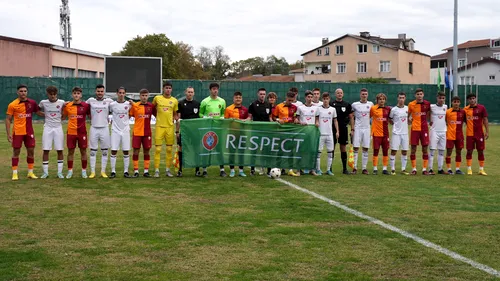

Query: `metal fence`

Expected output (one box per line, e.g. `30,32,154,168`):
1,77,499,122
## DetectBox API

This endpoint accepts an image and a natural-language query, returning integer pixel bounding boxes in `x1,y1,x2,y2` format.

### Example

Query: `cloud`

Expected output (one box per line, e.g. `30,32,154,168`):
0,0,499,63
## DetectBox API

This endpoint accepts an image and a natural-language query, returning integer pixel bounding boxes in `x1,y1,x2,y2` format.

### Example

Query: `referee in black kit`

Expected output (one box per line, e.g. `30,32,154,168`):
176,86,201,177
330,88,354,174
248,88,273,176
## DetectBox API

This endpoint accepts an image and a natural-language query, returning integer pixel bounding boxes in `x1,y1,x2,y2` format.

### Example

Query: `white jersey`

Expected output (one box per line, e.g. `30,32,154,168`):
109,101,132,133
38,99,65,128
292,100,304,107
317,105,337,136
352,101,374,129
430,104,447,132
87,97,113,128
297,105,318,125
312,101,322,107
389,105,409,135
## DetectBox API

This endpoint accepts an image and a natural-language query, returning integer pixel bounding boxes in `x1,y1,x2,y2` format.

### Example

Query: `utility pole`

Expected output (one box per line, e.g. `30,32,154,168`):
60,0,72,48
453,0,458,95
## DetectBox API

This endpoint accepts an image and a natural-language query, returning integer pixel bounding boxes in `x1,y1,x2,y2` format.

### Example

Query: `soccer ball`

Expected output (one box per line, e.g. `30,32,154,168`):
270,168,281,179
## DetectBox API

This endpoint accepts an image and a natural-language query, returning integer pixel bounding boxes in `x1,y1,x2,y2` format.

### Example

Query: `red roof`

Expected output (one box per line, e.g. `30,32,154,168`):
443,39,491,51
238,75,295,82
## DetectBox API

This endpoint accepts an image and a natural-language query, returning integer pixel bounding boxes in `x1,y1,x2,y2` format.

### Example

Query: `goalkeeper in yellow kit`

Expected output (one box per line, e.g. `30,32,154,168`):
152,82,179,177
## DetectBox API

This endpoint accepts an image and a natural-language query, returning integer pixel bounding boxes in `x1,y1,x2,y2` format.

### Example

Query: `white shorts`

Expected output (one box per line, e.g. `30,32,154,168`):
42,126,64,151
111,130,131,151
390,134,409,151
319,135,334,151
430,131,446,150
353,128,370,148
89,126,110,149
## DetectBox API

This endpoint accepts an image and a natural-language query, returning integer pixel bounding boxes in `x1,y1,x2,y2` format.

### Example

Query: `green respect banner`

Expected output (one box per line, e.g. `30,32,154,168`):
180,118,320,169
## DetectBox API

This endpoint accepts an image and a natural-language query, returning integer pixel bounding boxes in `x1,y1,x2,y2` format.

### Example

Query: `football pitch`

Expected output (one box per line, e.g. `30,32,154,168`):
0,124,499,280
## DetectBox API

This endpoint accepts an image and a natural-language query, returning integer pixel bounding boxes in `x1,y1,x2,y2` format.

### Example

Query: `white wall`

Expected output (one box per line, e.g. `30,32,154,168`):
305,63,330,75
430,68,445,85
458,62,500,85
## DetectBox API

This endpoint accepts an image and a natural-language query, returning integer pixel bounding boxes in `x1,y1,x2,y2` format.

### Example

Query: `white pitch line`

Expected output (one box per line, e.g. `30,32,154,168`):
276,178,500,278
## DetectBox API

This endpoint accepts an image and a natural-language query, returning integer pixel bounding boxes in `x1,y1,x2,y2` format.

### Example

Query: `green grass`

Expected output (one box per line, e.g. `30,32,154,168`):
0,123,499,280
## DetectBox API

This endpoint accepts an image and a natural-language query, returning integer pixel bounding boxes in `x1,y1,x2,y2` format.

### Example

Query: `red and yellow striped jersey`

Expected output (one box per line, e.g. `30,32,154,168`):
63,102,90,135
408,100,431,131
130,102,155,137
464,104,488,137
446,108,465,141
224,104,249,120
272,103,297,123
6,98,39,136
370,105,391,137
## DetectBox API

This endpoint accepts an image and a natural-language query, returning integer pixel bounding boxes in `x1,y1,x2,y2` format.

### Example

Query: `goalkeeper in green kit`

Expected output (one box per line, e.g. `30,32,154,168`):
199,82,228,177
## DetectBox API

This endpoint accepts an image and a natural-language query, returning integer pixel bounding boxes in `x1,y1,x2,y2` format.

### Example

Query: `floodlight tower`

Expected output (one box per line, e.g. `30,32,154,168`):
60,0,72,48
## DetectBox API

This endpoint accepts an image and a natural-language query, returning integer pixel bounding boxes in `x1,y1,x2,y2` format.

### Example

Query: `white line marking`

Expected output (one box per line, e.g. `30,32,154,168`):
277,178,500,278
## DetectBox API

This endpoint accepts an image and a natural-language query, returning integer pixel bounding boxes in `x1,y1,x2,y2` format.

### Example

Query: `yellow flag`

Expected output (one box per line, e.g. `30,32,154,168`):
173,146,180,171
348,144,355,169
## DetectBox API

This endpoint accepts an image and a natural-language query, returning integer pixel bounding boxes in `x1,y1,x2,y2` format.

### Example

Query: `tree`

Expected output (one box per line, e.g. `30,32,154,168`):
228,55,291,78
195,46,231,80
174,42,209,80
289,60,304,71
212,46,231,80
265,55,289,75
114,33,180,79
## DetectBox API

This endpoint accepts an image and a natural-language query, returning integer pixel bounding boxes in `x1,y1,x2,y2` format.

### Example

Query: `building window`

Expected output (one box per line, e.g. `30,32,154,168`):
492,39,500,48
52,66,75,78
460,76,465,85
357,62,367,73
409,62,413,74
357,44,367,53
489,75,496,80
372,44,380,53
317,49,322,56
100,72,105,78
325,47,330,56
336,45,343,55
337,63,346,73
78,69,98,78
458,58,467,67
492,53,500,60
380,61,391,72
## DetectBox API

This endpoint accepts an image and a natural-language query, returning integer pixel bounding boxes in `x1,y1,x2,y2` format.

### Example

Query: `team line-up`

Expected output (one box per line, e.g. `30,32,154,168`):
5,82,489,180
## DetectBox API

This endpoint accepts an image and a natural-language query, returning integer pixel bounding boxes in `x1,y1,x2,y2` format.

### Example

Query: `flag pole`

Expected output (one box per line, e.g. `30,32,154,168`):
453,0,459,98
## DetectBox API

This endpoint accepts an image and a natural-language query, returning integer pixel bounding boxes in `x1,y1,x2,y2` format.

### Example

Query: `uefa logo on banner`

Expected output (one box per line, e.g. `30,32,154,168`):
202,131,218,151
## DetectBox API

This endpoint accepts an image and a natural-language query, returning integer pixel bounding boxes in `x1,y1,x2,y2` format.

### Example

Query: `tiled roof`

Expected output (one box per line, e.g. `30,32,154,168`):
443,39,491,51
301,34,430,57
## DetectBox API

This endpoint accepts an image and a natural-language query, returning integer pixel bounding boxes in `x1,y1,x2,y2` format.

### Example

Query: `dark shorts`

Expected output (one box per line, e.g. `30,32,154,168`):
67,134,87,149
373,136,390,151
411,130,429,146
334,126,349,145
12,134,36,149
133,135,152,149
446,139,464,149
466,135,485,151
177,134,182,147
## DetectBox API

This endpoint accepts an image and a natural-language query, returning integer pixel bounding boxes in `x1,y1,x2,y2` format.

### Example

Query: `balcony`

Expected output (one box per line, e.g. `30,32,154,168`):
304,73,332,82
